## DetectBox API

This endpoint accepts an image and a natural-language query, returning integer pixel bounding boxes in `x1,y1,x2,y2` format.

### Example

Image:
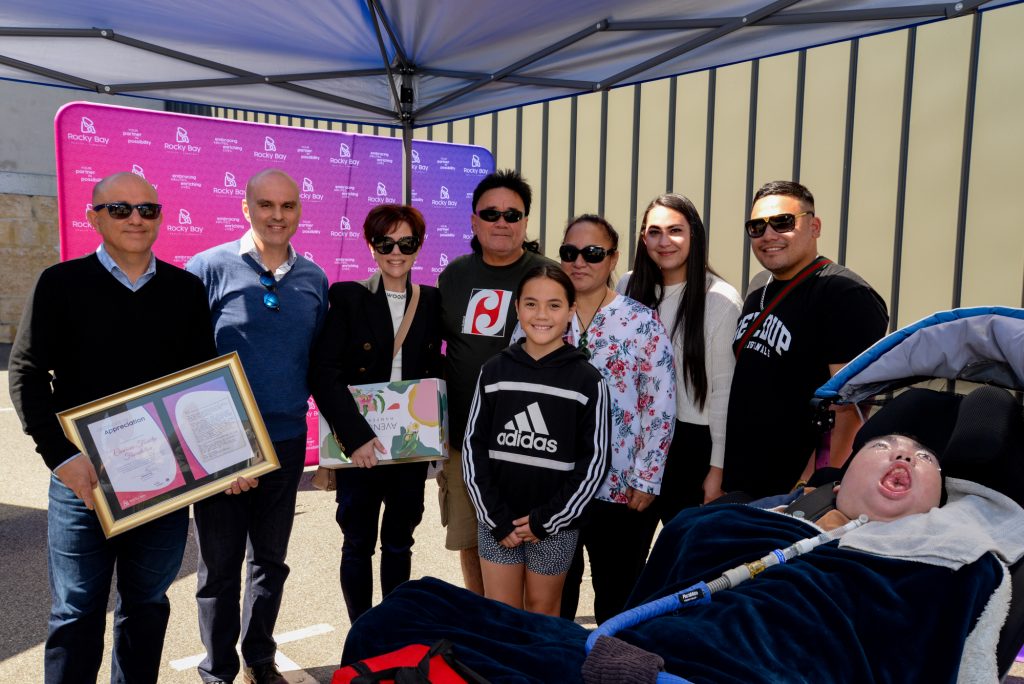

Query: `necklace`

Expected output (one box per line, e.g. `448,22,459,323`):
759,275,774,311
577,288,613,332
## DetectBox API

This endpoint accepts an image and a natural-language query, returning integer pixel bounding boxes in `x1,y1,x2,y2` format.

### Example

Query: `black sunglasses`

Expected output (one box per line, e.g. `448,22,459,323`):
559,244,616,264
93,202,163,220
476,208,524,223
372,235,421,255
744,211,813,238
259,271,280,312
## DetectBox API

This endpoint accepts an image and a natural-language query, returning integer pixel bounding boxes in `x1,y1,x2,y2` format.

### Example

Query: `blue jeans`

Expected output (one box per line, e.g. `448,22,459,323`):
46,474,188,684
335,461,427,622
194,436,306,682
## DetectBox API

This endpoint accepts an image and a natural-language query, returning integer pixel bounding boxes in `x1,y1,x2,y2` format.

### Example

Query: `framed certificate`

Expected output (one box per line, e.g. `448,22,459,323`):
58,352,278,537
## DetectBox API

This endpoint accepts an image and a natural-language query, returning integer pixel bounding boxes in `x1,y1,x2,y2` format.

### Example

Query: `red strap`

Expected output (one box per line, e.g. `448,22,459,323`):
734,257,831,360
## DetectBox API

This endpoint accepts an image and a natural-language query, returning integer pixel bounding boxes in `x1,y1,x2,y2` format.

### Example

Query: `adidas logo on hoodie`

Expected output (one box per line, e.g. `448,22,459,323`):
496,402,559,453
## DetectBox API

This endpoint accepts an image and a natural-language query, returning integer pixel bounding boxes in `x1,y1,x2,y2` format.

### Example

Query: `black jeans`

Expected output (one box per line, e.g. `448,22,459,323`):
335,460,427,622
560,499,659,624
194,435,306,682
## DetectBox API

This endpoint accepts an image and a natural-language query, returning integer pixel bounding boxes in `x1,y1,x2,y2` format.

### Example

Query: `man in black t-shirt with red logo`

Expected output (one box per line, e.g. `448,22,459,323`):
722,180,888,498
437,169,555,595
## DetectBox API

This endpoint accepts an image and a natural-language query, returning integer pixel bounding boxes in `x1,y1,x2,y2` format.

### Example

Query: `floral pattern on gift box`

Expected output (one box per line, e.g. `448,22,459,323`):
351,388,386,416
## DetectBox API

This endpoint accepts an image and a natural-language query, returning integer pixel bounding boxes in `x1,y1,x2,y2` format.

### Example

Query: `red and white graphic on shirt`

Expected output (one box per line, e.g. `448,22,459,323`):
462,289,512,337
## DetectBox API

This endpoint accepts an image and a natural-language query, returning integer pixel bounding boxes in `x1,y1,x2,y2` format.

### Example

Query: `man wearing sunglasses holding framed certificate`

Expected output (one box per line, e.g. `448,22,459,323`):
722,180,888,500
436,169,556,596
10,171,217,683
186,168,328,684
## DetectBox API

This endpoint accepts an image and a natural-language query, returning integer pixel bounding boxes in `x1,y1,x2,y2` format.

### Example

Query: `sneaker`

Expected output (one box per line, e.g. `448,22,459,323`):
242,662,287,684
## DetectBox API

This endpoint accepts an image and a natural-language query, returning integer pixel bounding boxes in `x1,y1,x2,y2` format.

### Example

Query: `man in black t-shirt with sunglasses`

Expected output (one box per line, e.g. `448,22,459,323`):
722,180,888,499
436,169,555,596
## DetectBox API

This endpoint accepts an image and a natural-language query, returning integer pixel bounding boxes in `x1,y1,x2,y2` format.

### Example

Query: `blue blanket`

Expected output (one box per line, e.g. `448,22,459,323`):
343,505,1003,683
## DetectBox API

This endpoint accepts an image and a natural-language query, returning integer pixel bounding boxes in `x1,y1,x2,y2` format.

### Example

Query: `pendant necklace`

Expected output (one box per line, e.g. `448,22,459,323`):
576,289,612,353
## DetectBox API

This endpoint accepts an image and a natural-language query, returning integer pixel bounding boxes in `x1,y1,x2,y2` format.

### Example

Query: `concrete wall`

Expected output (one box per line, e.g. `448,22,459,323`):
0,193,58,342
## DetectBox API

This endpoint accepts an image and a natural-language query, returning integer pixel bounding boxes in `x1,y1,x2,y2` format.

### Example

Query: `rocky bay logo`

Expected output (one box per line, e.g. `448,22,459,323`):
72,203,93,230
329,141,359,166
496,402,558,453
431,252,449,274
464,153,487,175
300,177,323,201
164,126,200,153
304,251,316,264
331,215,353,237
131,164,145,178
367,181,394,205
411,149,421,164
66,116,109,145
432,185,457,208
166,208,204,234
254,136,286,160
213,171,244,197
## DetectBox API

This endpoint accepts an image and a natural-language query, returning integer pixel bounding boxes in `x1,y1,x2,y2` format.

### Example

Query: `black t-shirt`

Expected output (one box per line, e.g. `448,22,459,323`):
722,260,888,497
438,249,556,446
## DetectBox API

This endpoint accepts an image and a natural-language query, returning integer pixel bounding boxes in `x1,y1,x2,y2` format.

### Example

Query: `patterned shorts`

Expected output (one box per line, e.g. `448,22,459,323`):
477,521,579,576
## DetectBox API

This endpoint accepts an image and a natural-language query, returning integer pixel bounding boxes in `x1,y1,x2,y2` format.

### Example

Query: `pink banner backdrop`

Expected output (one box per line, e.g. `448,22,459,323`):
55,102,493,462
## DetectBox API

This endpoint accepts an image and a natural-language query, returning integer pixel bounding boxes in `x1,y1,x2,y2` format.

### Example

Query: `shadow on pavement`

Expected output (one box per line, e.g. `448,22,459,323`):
0,343,10,372
0,502,202,663
0,502,49,661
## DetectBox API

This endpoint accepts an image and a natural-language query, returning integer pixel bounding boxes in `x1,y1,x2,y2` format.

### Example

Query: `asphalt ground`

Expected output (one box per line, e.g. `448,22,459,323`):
0,352,598,683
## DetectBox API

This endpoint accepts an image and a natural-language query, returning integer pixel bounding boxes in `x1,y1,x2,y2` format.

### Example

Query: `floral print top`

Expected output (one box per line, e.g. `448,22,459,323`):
566,294,676,503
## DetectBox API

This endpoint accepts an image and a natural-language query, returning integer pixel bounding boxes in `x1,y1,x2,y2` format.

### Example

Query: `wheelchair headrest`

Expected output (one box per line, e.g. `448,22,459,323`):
943,386,1024,508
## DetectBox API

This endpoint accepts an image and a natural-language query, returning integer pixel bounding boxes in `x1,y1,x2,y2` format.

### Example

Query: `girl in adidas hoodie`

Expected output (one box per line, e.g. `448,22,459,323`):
463,264,611,616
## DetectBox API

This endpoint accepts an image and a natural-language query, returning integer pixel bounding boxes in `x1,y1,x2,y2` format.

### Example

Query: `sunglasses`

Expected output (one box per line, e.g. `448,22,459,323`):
372,235,421,255
559,244,616,264
93,202,163,220
744,211,813,238
259,271,280,312
476,208,524,223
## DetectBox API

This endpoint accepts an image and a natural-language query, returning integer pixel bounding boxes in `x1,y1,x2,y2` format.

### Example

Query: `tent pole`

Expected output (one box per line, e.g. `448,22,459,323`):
403,121,413,205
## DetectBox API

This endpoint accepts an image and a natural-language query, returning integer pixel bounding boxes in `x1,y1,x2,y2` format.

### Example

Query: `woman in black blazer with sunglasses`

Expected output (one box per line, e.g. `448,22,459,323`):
309,204,442,623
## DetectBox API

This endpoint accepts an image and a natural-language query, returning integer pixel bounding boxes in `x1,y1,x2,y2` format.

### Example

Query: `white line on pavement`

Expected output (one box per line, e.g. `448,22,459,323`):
169,623,335,671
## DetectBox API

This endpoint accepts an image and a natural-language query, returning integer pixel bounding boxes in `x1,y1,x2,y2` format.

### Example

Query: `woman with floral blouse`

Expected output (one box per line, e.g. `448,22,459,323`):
556,214,676,624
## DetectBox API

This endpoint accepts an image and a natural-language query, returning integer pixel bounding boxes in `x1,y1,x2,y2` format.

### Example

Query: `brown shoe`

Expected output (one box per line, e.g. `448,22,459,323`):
242,662,287,684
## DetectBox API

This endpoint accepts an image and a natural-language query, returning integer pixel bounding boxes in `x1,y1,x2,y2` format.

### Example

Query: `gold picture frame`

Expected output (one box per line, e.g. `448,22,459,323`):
58,352,278,537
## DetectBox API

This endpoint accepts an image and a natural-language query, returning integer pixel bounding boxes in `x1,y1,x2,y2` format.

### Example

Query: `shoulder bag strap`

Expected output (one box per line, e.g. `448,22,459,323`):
391,284,420,360
734,256,831,360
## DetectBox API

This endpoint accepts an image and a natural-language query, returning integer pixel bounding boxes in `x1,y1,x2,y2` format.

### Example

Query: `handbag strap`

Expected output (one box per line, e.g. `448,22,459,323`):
734,256,831,360
391,283,420,360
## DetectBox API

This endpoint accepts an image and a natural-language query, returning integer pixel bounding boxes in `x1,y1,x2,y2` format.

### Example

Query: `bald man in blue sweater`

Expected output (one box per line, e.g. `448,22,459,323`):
187,169,328,684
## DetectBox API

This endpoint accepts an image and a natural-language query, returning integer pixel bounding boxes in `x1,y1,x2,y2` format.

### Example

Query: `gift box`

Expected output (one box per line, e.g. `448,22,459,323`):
319,378,448,468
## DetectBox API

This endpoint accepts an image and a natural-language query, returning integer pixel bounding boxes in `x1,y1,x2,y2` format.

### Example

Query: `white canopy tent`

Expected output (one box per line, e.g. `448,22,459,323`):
1,1,1018,129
